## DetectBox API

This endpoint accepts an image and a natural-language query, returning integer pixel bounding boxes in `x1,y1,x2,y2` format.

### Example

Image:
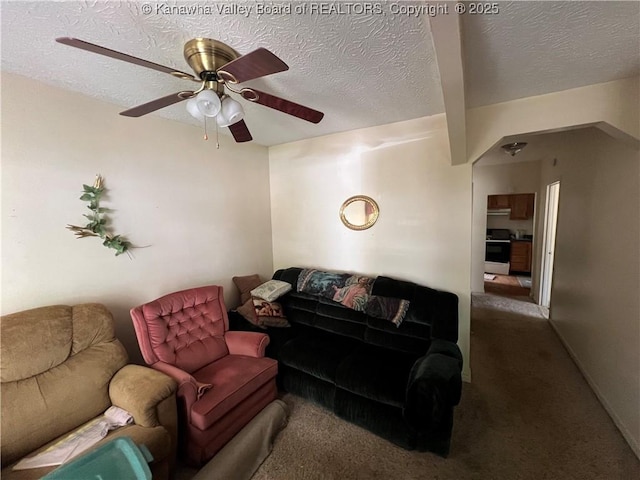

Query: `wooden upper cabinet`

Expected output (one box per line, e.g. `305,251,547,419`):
509,194,535,220
488,193,535,219
487,195,511,209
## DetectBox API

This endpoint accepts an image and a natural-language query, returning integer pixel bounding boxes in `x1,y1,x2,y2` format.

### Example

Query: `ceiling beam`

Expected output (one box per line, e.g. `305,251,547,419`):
429,7,467,166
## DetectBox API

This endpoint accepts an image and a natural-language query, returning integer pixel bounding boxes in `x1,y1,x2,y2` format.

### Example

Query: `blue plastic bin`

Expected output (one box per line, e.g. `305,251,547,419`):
42,437,153,480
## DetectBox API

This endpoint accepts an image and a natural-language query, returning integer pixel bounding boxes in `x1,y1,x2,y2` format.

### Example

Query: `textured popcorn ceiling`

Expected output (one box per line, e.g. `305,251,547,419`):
1,2,638,146
0,1,443,146
463,1,640,107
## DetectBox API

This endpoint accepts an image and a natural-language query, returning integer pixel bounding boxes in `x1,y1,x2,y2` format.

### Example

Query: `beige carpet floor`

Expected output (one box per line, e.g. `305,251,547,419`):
249,293,639,480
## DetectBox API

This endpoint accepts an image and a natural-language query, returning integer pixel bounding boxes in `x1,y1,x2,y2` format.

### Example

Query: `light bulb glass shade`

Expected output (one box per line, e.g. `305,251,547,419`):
186,97,205,121
195,90,221,117
217,96,245,127
216,110,229,127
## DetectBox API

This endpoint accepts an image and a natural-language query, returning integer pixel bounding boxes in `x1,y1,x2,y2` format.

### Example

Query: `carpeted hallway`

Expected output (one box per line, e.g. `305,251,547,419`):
251,293,639,479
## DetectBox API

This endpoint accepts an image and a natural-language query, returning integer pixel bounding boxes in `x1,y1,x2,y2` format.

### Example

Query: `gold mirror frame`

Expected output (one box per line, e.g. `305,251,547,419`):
339,195,380,231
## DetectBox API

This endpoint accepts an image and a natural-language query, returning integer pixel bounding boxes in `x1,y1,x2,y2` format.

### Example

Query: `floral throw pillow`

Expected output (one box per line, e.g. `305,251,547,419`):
236,297,290,328
252,297,290,328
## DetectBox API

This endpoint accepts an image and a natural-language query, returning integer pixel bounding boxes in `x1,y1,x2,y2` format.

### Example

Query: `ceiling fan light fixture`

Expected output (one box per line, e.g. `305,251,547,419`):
186,97,205,121
501,142,528,156
217,96,245,127
195,89,221,117
216,110,230,128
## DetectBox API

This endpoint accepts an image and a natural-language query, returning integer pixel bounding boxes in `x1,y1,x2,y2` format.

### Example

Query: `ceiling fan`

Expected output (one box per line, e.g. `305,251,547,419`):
55,37,324,143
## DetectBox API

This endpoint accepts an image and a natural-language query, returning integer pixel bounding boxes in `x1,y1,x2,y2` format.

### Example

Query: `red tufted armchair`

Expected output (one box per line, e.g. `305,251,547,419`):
130,286,278,466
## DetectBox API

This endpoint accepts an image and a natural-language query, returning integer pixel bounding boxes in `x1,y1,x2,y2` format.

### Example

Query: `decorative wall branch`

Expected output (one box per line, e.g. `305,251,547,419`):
67,175,134,257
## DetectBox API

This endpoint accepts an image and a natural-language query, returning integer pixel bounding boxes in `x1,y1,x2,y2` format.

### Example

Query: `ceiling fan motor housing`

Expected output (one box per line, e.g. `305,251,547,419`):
183,38,239,81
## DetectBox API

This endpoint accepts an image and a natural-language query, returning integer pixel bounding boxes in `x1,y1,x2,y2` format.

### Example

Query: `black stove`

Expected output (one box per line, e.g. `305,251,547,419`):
486,229,511,263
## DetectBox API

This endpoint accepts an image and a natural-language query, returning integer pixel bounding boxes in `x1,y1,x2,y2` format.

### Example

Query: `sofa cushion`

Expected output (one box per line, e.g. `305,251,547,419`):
364,327,431,355
71,304,122,355
190,355,277,431
335,345,420,408
278,333,358,383
373,276,459,342
1,306,72,382
315,298,367,340
1,341,128,467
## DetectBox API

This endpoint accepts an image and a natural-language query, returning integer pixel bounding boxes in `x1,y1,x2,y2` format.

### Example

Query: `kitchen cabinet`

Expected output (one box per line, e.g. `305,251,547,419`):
487,195,511,209
510,240,532,273
509,194,535,220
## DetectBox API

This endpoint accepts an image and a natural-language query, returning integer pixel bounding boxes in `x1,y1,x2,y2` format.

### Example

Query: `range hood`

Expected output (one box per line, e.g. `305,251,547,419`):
487,208,511,216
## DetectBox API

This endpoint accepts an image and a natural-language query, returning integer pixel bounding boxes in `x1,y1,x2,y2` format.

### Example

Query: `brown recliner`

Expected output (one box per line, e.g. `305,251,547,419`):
0,303,178,480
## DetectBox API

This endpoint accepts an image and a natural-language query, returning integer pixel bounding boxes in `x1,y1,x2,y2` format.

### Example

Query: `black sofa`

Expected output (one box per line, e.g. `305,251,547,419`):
228,267,463,456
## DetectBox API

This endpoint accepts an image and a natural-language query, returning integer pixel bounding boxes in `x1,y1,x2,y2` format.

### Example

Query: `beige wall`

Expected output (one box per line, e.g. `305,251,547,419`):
269,115,473,381
1,73,273,362
471,161,542,293
467,77,640,163
538,128,640,456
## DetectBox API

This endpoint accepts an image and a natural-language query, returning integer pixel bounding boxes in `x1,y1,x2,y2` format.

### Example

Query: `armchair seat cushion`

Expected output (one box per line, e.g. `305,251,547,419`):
336,345,420,409
279,332,357,383
190,355,277,431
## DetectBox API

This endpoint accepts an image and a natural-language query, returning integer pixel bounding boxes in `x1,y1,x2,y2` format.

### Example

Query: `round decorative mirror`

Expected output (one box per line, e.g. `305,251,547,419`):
339,195,380,230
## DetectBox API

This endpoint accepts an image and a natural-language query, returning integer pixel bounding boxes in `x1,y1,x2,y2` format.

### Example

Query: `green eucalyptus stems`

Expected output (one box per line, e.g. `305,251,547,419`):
67,175,133,257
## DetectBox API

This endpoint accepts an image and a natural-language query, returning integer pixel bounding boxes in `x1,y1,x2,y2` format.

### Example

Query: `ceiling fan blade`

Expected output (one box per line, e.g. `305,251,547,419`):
56,37,198,81
241,89,324,124
228,120,253,143
217,48,288,83
119,92,190,117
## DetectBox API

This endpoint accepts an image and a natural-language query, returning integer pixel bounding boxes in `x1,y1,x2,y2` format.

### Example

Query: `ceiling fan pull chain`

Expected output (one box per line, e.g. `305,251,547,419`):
203,116,208,140
215,121,220,149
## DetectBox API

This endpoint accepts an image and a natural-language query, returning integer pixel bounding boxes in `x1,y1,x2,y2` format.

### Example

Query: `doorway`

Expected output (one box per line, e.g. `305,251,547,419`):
484,192,536,300
539,181,560,309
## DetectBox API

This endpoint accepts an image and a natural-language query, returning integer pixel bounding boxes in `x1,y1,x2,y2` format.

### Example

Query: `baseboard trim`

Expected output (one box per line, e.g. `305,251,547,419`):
548,319,640,459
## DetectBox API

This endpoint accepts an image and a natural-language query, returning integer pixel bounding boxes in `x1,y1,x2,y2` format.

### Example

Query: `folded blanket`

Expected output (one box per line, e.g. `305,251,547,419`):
297,268,410,327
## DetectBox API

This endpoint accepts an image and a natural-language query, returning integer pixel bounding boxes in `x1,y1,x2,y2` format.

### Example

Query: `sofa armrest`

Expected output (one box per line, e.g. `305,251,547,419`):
109,364,177,428
225,331,270,358
403,340,463,430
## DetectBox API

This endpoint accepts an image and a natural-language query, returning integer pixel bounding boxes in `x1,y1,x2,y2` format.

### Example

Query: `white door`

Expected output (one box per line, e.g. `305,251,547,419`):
540,182,560,308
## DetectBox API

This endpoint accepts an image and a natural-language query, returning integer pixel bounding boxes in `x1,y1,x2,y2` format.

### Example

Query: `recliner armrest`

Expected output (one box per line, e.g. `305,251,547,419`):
150,361,208,423
109,364,177,428
225,331,270,358
403,340,463,430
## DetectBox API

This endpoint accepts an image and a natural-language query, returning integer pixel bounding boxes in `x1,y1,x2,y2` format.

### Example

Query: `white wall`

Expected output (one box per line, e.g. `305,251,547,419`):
269,115,473,381
1,73,274,362
538,128,640,456
471,161,542,293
